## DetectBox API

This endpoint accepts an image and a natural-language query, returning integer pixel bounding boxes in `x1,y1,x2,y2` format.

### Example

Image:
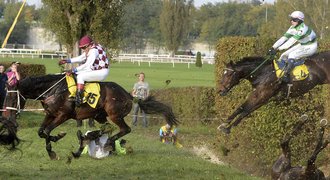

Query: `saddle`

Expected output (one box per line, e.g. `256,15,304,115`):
273,60,309,81
65,75,100,108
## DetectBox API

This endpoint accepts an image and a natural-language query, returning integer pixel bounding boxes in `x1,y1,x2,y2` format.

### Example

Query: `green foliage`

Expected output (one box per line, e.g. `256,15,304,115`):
160,0,193,55
41,0,126,54
154,87,216,126
195,51,202,67
1,61,45,78
214,36,330,175
121,0,162,53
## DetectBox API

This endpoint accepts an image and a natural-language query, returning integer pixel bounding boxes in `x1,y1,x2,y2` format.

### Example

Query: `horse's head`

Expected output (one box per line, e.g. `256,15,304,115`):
218,61,241,96
2,82,25,122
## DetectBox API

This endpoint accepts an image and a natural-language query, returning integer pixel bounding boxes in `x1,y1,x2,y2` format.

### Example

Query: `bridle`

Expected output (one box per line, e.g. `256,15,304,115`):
4,75,66,114
220,68,237,93
4,90,26,114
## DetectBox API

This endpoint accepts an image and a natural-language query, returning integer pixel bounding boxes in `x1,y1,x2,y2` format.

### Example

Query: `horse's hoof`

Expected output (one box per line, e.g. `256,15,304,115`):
217,123,231,134
300,114,308,121
49,151,58,160
66,156,72,164
320,119,328,127
71,151,81,158
58,132,67,139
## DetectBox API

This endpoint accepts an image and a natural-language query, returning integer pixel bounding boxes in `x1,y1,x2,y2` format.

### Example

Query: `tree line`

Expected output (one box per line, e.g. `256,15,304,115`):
0,0,329,56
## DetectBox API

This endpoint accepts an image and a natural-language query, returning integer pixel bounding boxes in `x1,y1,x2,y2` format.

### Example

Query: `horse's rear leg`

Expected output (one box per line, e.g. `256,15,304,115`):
105,117,131,148
305,120,329,177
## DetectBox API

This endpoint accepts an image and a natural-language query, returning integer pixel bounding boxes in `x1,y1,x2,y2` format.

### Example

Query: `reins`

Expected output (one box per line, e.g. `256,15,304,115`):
244,55,275,78
34,75,66,101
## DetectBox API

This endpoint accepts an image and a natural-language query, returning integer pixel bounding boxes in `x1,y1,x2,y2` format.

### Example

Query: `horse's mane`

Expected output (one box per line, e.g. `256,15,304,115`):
21,74,65,86
234,56,266,66
19,74,66,94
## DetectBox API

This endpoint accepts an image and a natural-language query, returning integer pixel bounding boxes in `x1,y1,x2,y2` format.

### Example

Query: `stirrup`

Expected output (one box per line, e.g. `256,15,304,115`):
68,96,75,102
286,84,293,98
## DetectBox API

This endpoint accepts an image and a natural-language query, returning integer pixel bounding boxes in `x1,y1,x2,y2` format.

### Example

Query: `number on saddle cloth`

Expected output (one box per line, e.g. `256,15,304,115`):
65,75,101,108
273,59,309,81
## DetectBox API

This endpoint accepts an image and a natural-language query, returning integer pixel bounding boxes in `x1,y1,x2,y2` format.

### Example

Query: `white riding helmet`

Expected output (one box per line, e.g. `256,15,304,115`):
289,11,304,21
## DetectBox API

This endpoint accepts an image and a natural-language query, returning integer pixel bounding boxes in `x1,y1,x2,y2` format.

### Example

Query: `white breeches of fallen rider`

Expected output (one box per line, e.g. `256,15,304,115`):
279,41,317,62
76,69,109,84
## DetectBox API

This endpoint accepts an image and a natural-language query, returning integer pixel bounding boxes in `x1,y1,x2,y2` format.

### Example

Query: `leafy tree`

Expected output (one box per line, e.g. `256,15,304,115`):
259,0,330,40
160,0,193,56
121,0,162,53
41,0,127,56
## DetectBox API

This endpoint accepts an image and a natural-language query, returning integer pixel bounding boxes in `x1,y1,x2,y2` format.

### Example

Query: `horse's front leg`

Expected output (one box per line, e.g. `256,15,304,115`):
219,85,278,134
38,115,68,160
217,106,244,134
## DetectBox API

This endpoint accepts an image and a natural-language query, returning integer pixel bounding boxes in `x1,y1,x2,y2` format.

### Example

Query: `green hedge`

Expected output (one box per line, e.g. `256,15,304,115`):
153,87,216,126
1,62,46,78
214,36,330,175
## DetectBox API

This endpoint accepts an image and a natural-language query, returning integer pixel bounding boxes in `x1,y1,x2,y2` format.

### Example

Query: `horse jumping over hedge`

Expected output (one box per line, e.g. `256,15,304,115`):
3,74,178,159
272,114,329,180
217,51,330,134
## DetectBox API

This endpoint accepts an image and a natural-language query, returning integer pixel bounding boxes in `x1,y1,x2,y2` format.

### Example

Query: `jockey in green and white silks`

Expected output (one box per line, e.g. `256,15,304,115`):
271,11,317,83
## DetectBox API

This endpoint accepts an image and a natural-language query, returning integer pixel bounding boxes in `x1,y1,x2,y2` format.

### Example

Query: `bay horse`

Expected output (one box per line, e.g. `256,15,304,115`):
3,74,178,159
272,114,329,180
217,51,330,134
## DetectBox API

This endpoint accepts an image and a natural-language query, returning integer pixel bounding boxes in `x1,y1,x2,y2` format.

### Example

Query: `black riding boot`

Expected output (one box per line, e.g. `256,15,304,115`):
76,90,83,107
75,84,84,107
281,60,294,83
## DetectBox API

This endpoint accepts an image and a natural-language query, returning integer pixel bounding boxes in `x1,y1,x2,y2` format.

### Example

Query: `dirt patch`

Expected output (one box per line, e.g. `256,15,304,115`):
192,145,225,165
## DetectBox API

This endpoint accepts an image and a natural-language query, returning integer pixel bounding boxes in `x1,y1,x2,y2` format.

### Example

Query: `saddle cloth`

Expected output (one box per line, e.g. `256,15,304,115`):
273,60,309,81
65,75,100,108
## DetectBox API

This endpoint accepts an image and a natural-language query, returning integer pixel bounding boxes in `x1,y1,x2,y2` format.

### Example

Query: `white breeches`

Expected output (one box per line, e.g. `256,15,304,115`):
76,69,109,84
279,41,317,61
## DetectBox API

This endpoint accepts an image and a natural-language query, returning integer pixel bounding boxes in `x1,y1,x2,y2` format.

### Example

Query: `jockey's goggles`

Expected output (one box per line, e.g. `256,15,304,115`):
81,45,89,50
290,18,300,22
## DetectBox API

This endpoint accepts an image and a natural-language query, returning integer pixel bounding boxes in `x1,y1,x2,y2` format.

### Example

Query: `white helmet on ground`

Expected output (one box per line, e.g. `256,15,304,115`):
289,11,304,21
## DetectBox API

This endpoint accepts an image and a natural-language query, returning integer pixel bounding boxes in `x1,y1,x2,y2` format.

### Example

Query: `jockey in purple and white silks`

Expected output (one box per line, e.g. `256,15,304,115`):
268,11,317,83
59,35,109,106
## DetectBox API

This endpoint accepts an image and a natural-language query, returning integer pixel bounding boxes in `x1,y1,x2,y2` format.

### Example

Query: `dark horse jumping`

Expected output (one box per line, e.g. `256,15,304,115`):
218,51,330,134
3,74,178,159
272,114,329,180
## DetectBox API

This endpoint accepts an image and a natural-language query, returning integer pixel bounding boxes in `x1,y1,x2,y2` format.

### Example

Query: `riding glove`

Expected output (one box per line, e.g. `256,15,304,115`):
58,59,71,65
268,48,277,56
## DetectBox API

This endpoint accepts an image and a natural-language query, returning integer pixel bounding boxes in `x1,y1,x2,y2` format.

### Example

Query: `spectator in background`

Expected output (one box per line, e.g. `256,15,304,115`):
6,62,20,88
131,72,149,127
0,64,8,116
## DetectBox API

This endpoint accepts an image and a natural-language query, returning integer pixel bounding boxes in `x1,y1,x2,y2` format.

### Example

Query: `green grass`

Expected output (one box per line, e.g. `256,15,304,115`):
0,112,261,180
0,58,215,90
0,58,261,179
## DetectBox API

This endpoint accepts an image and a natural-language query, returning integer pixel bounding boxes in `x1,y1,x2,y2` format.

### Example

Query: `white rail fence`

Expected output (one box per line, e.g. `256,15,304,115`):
0,48,215,67
0,48,67,59
113,54,214,68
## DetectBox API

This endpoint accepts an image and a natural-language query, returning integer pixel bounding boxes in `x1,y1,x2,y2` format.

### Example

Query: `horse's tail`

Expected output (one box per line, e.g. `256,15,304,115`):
138,96,179,126
0,117,20,149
